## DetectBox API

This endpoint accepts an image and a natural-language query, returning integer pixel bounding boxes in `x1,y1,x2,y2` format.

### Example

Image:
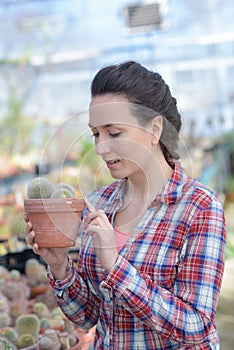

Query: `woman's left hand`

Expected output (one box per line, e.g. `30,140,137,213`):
84,198,118,272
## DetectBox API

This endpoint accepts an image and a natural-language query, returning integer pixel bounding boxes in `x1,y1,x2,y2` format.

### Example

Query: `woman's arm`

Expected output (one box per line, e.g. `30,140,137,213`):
26,213,100,330
48,246,100,330
100,199,226,345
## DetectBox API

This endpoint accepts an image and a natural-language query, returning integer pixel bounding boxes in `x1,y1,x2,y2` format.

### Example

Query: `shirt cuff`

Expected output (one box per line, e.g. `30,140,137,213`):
100,255,138,296
47,255,76,295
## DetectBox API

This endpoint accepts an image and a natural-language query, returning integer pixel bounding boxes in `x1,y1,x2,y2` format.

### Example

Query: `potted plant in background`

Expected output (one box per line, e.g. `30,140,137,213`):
24,177,84,248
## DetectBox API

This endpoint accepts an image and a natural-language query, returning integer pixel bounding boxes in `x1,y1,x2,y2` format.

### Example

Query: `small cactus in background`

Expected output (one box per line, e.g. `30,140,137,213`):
34,293,57,312
33,302,50,319
16,314,40,339
47,316,64,331
25,259,47,287
9,300,28,325
0,294,9,314
0,312,11,327
0,327,18,344
1,279,30,302
0,335,17,350
51,307,64,319
9,213,26,239
27,177,54,199
41,329,60,350
16,333,36,349
0,266,9,280
8,269,21,282
39,318,51,333
38,335,54,350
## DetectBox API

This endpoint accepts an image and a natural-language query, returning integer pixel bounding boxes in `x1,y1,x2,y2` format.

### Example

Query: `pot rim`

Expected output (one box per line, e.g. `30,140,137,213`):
24,198,84,213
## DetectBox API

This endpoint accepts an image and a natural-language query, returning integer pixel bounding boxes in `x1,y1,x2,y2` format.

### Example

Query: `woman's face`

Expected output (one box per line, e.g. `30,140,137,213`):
89,94,160,180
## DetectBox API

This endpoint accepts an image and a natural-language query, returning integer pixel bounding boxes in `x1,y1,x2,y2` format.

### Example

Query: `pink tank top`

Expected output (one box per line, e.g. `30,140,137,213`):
114,226,132,252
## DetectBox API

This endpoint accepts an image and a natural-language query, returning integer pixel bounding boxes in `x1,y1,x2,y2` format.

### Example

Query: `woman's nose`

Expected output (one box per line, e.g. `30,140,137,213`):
95,139,111,155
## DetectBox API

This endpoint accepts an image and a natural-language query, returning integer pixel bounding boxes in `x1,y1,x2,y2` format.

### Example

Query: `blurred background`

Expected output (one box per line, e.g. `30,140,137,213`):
0,0,234,348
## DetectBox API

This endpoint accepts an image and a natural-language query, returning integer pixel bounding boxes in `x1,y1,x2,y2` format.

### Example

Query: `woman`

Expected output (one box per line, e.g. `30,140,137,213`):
26,61,226,349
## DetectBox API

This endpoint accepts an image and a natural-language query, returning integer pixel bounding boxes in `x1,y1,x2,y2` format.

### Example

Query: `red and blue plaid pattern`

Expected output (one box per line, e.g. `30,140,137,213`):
48,161,226,350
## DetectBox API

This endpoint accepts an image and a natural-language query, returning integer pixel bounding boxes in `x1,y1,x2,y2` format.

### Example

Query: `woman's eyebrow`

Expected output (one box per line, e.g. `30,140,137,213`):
88,123,114,128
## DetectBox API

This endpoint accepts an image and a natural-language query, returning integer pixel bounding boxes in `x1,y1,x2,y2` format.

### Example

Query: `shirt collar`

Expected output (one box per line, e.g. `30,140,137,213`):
105,160,188,208
154,160,189,204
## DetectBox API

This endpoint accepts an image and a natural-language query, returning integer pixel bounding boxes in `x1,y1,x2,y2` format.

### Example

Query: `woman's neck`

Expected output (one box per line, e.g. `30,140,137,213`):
126,155,173,205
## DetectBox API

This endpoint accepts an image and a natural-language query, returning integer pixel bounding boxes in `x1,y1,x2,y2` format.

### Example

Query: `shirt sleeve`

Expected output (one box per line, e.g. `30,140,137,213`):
100,198,226,345
47,253,100,330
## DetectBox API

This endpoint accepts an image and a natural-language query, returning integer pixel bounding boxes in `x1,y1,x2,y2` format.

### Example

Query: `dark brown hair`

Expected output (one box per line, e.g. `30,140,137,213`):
91,61,181,164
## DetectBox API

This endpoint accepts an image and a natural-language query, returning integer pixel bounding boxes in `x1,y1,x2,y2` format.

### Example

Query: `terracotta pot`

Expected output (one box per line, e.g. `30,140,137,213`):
24,198,84,248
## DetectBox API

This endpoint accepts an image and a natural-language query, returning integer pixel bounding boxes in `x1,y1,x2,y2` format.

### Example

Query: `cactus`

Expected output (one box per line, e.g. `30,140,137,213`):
16,334,36,349
0,327,18,343
51,307,64,319
50,187,73,198
50,183,75,198
9,213,26,239
39,318,50,333
0,295,9,314
8,269,21,282
2,279,30,302
26,177,76,199
33,303,50,319
27,177,54,199
38,335,54,350
34,293,57,312
0,335,16,350
47,316,64,331
9,300,27,325
0,266,9,280
41,329,60,350
25,259,46,287
0,312,11,327
16,314,40,339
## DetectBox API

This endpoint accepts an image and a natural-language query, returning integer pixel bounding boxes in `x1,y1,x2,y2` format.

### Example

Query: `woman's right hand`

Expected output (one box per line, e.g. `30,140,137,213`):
25,214,70,280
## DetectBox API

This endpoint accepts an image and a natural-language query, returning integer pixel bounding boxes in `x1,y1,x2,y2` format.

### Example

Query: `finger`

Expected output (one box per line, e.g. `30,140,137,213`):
26,221,33,234
31,243,41,255
24,213,29,223
26,230,36,245
84,196,96,212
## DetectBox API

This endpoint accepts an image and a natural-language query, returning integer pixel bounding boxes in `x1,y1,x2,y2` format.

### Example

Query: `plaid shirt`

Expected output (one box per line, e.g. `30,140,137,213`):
48,161,226,350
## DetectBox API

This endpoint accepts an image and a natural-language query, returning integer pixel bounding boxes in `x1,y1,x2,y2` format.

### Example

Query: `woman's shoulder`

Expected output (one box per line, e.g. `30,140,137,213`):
168,161,223,211
185,175,224,211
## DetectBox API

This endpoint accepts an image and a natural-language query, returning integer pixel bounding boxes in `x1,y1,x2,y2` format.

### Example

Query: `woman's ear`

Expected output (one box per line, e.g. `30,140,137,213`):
151,116,163,145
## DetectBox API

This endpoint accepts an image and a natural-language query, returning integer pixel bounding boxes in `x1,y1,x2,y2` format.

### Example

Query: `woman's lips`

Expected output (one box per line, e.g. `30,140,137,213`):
106,160,120,169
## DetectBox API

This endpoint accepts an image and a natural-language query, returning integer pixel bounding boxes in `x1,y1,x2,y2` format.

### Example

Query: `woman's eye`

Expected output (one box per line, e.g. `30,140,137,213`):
91,132,99,138
109,132,121,138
